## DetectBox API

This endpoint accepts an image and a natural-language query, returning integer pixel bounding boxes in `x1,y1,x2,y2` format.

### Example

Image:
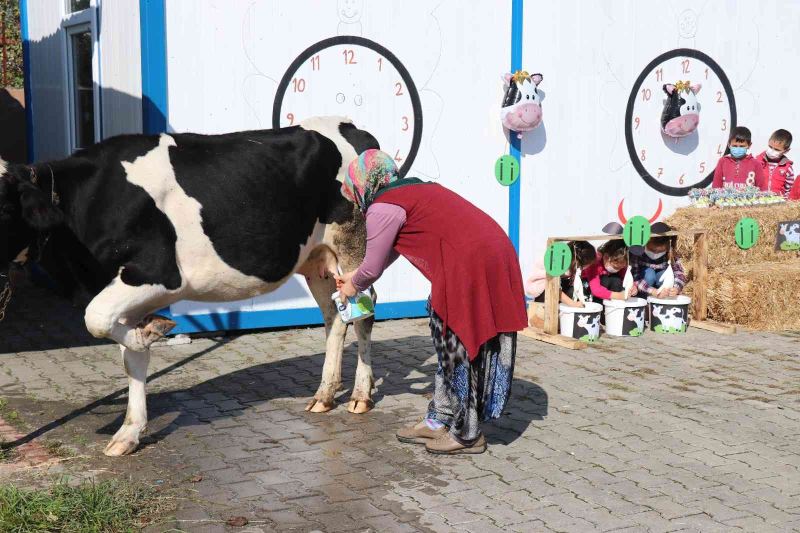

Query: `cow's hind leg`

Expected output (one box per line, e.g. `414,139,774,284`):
104,345,150,456
305,273,347,412
348,288,376,414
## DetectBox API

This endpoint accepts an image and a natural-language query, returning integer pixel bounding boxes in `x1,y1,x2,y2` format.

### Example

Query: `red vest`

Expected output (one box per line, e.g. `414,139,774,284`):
374,183,527,360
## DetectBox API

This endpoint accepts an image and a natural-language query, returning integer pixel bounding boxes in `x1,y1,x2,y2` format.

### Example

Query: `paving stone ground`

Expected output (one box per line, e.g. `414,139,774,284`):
1,278,799,532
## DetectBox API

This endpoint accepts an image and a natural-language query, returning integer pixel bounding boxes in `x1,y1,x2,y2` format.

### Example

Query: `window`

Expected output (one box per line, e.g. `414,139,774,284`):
66,25,94,149
66,0,90,14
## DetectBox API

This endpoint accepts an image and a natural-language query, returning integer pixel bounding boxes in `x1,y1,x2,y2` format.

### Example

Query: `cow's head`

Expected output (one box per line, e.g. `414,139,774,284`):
661,81,701,138
0,161,63,274
501,71,543,134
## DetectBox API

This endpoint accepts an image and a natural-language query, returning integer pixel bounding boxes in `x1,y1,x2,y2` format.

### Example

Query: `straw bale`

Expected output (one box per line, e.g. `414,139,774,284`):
666,203,800,271
692,261,800,330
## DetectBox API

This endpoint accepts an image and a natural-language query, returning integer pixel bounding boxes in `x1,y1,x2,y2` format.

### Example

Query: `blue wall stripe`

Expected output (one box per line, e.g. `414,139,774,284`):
19,0,34,163
508,0,523,254
166,300,429,335
139,0,167,134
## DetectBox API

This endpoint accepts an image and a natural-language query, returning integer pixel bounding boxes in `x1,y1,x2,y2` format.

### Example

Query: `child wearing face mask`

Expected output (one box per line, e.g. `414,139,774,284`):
756,129,794,197
581,240,637,302
526,241,596,328
630,233,686,298
712,126,766,190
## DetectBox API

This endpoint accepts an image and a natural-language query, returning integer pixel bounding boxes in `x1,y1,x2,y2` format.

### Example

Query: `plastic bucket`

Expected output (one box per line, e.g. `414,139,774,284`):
602,297,647,337
559,302,603,342
331,291,375,323
648,295,691,333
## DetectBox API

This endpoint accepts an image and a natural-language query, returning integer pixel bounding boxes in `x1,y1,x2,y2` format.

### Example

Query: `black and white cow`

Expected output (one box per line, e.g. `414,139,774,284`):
0,116,379,456
501,71,544,138
661,82,701,138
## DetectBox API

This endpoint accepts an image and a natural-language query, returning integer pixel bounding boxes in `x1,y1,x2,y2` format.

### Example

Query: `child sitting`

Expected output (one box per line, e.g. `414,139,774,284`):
712,126,766,190
756,129,794,197
582,240,637,301
630,233,686,298
526,241,596,328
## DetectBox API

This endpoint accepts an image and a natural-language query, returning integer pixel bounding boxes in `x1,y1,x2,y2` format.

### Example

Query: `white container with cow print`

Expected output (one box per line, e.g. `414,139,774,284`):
559,302,603,342
603,298,647,337
647,295,691,333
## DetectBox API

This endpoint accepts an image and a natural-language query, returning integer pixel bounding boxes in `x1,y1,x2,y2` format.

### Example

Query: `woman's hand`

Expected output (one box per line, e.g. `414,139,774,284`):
334,270,355,290
339,279,358,298
627,286,638,299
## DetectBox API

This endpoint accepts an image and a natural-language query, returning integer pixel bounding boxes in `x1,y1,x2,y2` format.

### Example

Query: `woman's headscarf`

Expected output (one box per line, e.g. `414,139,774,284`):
341,149,399,212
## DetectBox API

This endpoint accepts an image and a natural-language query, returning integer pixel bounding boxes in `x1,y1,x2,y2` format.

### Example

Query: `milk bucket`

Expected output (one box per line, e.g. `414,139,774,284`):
332,290,375,323
602,297,647,337
559,302,603,342
647,295,691,333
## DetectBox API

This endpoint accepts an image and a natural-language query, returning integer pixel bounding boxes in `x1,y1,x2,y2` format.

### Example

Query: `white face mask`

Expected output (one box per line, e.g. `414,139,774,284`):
645,249,666,260
604,263,620,274
766,147,784,160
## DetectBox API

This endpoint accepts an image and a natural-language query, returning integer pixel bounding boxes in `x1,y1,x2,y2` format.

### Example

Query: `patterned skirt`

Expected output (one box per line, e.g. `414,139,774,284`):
426,305,516,443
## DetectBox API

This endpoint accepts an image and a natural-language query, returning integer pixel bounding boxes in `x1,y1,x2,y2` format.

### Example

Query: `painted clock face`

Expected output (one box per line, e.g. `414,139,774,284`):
625,49,736,196
273,36,423,178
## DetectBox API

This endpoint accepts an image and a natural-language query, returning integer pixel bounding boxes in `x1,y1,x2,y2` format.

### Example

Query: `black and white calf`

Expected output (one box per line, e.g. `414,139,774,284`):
0,116,378,456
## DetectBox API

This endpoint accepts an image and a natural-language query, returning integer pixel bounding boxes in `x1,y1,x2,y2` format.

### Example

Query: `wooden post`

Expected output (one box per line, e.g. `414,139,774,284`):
692,231,708,321
542,238,560,335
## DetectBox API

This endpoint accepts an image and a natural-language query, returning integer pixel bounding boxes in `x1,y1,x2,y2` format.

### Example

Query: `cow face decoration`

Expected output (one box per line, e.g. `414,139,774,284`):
501,70,543,139
661,81,701,138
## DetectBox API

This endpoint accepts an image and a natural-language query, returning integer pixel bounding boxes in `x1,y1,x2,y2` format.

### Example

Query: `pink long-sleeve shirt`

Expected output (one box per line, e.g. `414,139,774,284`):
351,203,406,292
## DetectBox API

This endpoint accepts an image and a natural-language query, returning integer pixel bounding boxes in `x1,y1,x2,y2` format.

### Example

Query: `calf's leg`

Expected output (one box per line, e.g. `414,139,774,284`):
104,345,150,456
348,289,375,414
305,273,347,412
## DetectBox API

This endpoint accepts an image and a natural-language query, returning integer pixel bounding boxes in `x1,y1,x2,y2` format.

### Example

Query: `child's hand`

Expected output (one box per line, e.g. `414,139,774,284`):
612,291,626,300
627,286,638,298
567,300,585,308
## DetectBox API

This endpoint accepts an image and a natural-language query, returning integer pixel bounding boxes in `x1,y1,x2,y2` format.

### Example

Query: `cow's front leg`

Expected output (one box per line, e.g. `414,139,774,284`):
84,276,176,351
305,274,346,412
348,290,376,414
104,345,150,456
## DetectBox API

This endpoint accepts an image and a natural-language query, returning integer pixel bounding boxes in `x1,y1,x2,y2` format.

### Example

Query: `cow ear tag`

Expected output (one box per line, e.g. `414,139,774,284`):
495,155,519,186
735,218,759,250
623,216,651,247
544,242,572,277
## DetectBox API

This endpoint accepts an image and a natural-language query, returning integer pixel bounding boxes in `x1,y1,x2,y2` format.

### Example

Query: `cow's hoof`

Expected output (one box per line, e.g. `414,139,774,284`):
103,437,139,456
305,398,334,413
347,398,374,414
138,315,177,347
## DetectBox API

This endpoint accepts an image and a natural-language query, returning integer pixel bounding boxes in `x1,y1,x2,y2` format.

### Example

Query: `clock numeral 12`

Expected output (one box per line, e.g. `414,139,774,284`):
395,82,404,96
310,55,320,71
681,59,690,74
292,78,306,92
342,49,357,64
401,116,409,131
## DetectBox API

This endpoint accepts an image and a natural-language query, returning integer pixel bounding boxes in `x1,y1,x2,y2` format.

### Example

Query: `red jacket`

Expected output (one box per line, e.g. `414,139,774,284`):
374,182,527,360
756,151,794,195
581,253,624,301
790,178,800,200
712,154,766,189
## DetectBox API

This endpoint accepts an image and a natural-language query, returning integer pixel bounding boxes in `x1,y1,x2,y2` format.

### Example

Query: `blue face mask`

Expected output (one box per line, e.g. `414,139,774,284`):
729,146,748,159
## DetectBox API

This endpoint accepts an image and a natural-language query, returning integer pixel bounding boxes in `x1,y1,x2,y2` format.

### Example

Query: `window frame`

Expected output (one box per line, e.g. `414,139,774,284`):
61,0,101,153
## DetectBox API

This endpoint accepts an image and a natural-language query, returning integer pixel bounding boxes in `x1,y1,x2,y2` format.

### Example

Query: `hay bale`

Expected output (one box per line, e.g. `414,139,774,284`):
701,261,800,330
666,203,800,270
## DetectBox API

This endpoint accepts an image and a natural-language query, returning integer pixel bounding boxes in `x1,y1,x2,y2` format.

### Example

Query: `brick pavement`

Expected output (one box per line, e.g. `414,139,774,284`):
1,279,799,532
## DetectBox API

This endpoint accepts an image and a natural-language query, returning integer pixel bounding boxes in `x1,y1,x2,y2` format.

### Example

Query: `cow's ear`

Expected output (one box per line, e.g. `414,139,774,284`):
502,72,513,85
663,84,675,95
690,83,702,94
17,180,63,230
531,73,543,86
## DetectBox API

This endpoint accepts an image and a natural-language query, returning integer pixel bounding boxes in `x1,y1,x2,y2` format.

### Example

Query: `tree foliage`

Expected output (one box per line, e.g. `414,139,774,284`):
1,0,24,88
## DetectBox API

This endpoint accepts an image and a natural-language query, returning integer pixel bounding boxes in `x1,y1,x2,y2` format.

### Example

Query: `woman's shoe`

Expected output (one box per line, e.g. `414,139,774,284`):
425,433,487,455
396,420,447,444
